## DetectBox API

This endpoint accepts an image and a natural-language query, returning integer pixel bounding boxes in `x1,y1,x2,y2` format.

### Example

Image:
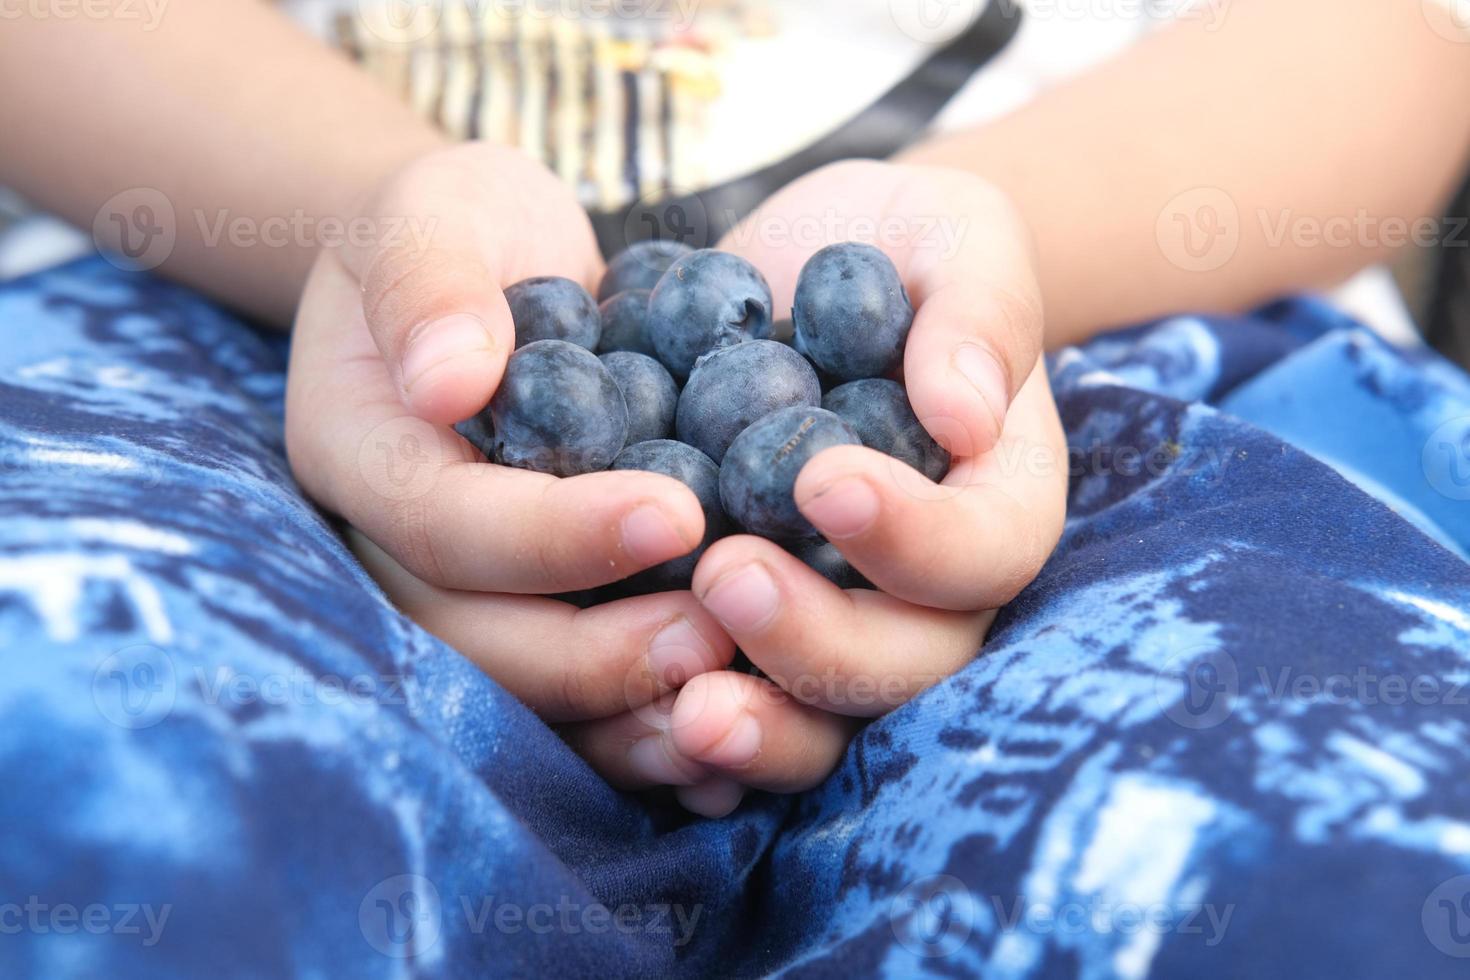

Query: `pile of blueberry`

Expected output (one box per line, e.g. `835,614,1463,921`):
466,240,948,595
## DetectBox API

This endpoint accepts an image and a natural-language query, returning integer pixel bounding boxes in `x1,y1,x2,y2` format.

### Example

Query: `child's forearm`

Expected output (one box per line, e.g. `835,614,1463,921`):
906,0,1470,347
0,0,445,326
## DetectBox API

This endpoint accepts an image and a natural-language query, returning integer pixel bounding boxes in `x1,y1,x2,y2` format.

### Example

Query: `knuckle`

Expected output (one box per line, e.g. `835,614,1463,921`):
361,243,435,317
555,652,605,721
979,488,1049,606
362,244,484,342
531,522,578,588
979,284,1044,373
388,498,453,588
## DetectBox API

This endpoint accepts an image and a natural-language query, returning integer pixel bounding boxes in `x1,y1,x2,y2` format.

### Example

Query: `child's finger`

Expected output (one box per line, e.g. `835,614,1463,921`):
344,245,515,428
668,671,862,794
794,364,1067,611
691,538,995,718
560,694,708,787
336,153,601,427
674,778,747,819
290,261,706,595
897,171,1044,459
354,535,735,724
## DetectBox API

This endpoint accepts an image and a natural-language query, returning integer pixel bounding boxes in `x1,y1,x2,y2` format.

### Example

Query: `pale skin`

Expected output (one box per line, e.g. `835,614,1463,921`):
5,0,1470,816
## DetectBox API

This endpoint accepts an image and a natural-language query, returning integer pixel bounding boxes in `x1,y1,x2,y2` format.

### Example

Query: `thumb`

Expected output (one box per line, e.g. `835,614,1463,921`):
900,178,1044,459
339,228,514,427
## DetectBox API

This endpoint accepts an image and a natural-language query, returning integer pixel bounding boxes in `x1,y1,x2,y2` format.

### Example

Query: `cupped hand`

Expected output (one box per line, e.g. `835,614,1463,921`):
568,162,1070,815
285,143,735,789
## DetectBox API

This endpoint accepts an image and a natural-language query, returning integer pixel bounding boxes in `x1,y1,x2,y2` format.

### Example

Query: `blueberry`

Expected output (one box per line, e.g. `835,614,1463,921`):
505,277,601,350
719,406,861,540
647,250,774,378
489,340,628,476
677,341,820,463
788,538,872,590
612,440,730,590
823,379,950,481
598,240,695,301
597,289,656,356
793,242,913,380
455,412,496,459
600,351,678,445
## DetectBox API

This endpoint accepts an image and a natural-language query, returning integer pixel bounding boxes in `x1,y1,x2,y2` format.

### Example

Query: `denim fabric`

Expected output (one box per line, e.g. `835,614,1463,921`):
3,260,1470,978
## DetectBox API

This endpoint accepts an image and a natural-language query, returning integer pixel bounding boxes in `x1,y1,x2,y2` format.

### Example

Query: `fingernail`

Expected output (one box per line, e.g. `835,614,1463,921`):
402,314,493,392
800,478,880,539
700,563,780,633
676,777,746,819
627,736,703,786
953,343,1009,435
622,505,687,566
698,713,762,769
647,618,716,690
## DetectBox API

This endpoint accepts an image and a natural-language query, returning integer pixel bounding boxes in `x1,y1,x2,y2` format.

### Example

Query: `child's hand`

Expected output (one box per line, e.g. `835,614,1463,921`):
567,163,1068,815
285,143,734,749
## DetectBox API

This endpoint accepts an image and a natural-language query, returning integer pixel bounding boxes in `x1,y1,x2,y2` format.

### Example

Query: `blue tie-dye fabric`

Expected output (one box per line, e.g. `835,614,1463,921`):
3,258,1470,979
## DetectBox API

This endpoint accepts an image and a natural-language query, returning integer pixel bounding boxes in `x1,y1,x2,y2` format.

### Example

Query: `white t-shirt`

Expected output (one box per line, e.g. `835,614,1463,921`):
0,0,1415,341
283,0,1189,207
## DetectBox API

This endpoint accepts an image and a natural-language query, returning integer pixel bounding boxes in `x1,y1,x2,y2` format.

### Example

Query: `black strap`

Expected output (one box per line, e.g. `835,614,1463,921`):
589,2,1024,257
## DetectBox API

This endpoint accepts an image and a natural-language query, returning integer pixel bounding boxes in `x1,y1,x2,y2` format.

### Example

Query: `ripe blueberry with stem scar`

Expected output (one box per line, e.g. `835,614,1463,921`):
598,240,695,301
648,250,775,379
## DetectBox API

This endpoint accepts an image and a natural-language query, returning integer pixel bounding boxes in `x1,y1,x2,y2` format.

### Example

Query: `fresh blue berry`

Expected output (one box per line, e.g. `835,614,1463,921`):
612,440,730,590
719,406,861,540
456,413,496,460
648,250,774,378
788,538,872,590
600,351,678,445
793,242,913,380
490,340,628,476
598,240,695,301
597,289,656,356
677,341,821,463
505,277,601,350
823,379,950,481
